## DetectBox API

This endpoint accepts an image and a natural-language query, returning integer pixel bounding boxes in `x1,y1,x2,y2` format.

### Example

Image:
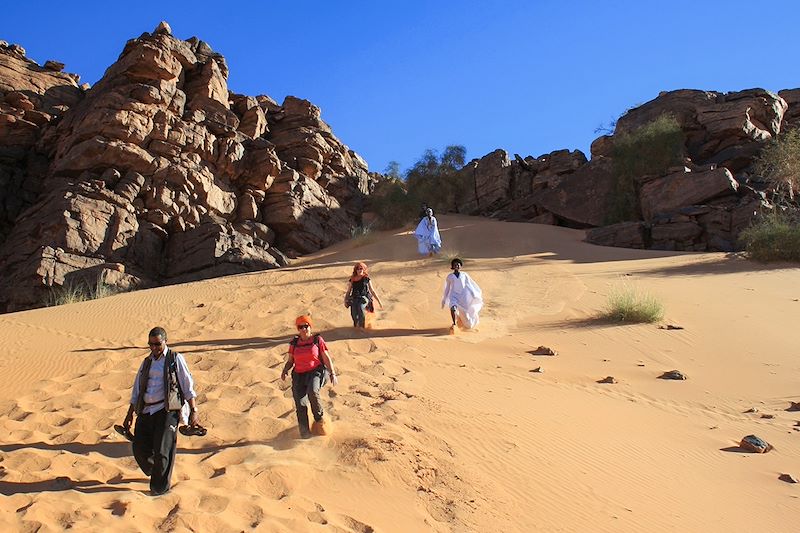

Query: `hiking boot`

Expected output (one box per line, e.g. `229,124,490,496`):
311,419,328,436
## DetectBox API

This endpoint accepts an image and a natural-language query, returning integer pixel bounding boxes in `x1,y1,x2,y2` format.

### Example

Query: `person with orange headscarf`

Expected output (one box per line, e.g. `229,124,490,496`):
281,316,338,438
344,262,384,328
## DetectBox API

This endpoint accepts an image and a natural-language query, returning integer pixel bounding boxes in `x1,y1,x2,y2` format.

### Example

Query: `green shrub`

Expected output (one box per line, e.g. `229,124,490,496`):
368,178,417,229
604,285,665,323
754,128,800,202
405,145,468,214
739,210,800,262
437,246,462,265
607,114,685,224
349,223,379,247
45,279,119,307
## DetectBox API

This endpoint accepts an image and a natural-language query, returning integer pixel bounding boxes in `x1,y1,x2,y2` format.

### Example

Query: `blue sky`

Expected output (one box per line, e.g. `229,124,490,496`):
4,1,799,174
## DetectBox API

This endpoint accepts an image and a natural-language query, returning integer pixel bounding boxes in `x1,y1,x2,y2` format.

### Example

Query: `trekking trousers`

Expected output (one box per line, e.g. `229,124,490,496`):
292,366,327,432
350,295,369,327
133,409,179,495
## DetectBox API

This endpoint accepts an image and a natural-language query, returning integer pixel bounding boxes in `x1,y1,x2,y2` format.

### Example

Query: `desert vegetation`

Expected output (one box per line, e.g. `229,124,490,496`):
368,145,468,229
603,284,665,323
607,114,686,224
740,210,800,262
741,128,800,262
44,279,119,307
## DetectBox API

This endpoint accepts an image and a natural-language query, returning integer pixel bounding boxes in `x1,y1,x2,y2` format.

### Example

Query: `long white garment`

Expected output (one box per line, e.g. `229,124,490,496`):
414,216,442,255
441,271,483,329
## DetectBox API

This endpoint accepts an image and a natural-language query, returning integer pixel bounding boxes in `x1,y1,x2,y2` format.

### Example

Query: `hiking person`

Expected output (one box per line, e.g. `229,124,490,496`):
344,262,383,328
414,207,442,256
441,258,483,334
281,316,338,438
419,202,430,220
121,327,200,495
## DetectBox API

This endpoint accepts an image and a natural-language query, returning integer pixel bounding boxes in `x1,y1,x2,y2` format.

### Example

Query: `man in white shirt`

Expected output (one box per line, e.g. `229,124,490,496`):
122,327,198,495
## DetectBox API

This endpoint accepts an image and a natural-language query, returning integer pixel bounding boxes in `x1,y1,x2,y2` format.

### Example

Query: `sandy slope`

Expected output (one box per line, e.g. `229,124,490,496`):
0,214,798,532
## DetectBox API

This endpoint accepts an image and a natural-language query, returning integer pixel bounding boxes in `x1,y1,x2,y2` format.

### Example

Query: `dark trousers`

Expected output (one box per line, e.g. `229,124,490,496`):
292,367,326,434
350,295,369,327
133,409,179,495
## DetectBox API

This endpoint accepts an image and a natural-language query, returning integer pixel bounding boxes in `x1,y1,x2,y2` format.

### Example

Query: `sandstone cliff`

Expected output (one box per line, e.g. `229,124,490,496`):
0,23,375,312
452,88,796,252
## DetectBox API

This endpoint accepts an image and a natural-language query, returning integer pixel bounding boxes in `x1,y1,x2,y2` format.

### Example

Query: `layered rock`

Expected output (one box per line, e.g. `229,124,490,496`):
0,42,83,245
614,89,786,172
454,87,788,252
778,88,800,130
0,24,372,312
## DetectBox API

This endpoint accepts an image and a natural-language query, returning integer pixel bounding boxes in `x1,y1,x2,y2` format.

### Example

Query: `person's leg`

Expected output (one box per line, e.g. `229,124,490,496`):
150,409,179,495
450,305,458,326
357,297,368,328
351,296,367,328
292,372,311,438
350,299,362,327
308,369,328,435
307,369,325,422
133,412,155,476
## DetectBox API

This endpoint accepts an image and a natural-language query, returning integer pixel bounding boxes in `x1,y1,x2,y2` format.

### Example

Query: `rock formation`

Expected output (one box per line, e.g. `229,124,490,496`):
451,88,796,252
0,25,373,312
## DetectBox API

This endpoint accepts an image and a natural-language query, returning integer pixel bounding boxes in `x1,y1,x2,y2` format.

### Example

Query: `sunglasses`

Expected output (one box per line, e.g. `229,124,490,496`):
148,341,163,347
297,324,310,330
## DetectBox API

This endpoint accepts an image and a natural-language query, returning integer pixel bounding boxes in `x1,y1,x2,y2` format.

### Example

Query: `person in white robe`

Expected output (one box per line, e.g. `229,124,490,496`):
441,258,483,332
414,208,442,256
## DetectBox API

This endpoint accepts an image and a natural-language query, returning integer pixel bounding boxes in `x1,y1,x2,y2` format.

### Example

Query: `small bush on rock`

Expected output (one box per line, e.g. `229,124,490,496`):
607,114,685,224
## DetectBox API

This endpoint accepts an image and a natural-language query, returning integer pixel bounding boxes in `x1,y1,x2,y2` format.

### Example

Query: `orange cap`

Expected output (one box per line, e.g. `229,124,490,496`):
295,315,312,327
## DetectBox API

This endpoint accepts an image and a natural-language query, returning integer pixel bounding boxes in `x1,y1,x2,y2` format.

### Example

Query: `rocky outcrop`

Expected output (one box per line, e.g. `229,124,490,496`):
638,167,739,221
0,24,373,312
615,89,786,172
0,42,83,246
456,88,789,252
778,88,800,130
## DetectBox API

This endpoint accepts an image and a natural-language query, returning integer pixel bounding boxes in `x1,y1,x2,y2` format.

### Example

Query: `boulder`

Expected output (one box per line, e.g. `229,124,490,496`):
165,221,284,278
528,157,615,227
639,167,739,221
778,88,800,129
261,168,353,255
739,435,772,453
586,221,646,249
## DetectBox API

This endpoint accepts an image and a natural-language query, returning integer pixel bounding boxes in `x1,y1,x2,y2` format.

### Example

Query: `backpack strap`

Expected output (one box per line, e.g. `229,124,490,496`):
291,335,319,347
165,349,186,403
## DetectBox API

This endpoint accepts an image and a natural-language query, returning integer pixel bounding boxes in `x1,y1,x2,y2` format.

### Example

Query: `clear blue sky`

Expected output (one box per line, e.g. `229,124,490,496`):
4,1,799,174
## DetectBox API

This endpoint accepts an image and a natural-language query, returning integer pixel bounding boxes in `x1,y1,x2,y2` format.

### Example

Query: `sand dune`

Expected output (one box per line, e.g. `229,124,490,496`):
1,215,799,532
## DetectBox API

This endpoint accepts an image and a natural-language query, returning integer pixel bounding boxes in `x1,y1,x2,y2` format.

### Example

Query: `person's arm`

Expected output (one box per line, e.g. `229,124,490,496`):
124,359,144,429
123,404,135,429
368,280,383,308
175,353,199,425
344,280,353,305
321,350,338,386
441,275,453,308
281,350,294,380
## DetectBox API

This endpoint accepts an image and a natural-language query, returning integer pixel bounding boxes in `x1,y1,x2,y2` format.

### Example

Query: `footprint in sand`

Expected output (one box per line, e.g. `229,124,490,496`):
338,514,376,533
198,493,230,514
252,466,296,499
307,511,328,524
